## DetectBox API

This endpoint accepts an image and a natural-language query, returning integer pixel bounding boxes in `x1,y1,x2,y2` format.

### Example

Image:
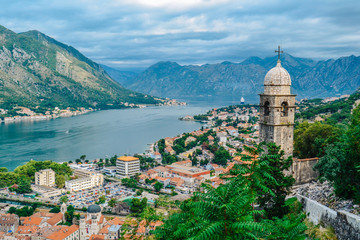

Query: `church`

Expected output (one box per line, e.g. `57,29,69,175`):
259,46,318,184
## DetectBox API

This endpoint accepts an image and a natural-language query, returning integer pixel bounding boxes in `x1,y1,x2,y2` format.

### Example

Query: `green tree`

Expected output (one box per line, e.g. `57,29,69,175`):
50,206,61,213
294,121,339,158
191,156,198,166
130,197,147,215
154,142,307,240
55,174,66,188
59,195,69,203
154,180,267,239
154,181,164,192
121,178,138,188
110,155,118,166
97,195,106,204
257,143,295,219
261,198,307,240
15,176,32,194
0,167,8,172
315,105,360,201
8,207,17,214
108,198,117,207
213,146,231,166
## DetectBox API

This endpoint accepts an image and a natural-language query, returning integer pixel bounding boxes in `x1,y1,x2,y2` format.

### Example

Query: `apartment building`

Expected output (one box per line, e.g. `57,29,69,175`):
65,169,104,192
35,169,55,187
116,156,140,178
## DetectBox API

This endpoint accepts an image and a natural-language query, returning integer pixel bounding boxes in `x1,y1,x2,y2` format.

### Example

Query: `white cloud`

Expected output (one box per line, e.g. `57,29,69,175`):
0,0,359,69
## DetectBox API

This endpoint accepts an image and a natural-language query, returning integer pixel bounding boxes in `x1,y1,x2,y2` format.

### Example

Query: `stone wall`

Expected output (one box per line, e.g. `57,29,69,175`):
291,158,319,185
296,194,360,240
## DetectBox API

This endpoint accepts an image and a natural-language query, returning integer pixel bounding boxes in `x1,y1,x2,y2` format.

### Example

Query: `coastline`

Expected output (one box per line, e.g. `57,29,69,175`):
0,99,187,124
0,108,95,124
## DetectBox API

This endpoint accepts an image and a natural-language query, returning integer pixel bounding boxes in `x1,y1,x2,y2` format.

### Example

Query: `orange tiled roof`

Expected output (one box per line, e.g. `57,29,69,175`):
117,156,139,162
149,220,164,229
22,217,43,226
99,225,110,234
211,163,219,168
138,174,149,180
147,169,157,174
47,225,79,240
17,226,39,235
46,212,63,226
31,212,54,218
174,159,192,165
170,177,184,186
155,176,169,182
99,215,105,224
215,167,226,172
89,234,105,240
107,217,125,226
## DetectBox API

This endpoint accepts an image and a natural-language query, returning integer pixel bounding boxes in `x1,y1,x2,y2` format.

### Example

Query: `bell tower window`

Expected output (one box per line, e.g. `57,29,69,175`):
264,101,270,116
281,101,288,116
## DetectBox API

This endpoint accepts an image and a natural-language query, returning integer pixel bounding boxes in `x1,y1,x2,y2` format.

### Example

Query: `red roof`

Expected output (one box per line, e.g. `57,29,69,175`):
47,225,79,240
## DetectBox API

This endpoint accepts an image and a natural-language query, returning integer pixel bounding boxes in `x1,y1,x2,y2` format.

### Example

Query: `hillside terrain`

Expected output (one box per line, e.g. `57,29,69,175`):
0,25,159,116
119,54,360,102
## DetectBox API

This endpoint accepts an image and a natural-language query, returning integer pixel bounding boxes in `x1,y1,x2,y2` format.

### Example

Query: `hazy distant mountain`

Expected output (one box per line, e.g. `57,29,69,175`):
125,54,360,102
101,65,138,86
0,25,159,111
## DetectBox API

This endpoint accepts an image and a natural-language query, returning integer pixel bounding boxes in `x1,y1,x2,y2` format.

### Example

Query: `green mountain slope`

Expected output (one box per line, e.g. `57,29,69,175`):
0,25,159,112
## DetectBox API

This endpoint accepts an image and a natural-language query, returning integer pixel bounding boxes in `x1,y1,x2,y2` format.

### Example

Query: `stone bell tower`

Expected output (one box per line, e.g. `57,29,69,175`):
259,46,296,158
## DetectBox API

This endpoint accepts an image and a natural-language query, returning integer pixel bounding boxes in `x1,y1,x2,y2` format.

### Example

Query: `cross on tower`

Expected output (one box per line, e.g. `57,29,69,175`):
275,45,283,61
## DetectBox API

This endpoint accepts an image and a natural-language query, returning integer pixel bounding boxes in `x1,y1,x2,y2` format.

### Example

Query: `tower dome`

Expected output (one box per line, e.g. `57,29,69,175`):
264,60,291,95
264,60,291,86
87,204,101,213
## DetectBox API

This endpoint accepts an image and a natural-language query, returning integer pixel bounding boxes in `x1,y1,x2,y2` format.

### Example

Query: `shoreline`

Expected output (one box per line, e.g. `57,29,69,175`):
0,100,187,125
0,108,95,124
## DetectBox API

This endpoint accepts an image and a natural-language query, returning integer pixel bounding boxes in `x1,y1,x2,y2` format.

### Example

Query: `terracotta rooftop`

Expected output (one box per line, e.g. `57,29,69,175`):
106,217,125,226
89,234,105,240
46,212,63,226
117,156,139,162
22,217,43,226
17,226,39,235
47,225,79,240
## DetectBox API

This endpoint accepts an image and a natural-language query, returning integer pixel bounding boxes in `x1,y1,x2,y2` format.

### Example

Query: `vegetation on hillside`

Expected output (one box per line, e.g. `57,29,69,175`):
154,142,308,240
0,160,72,193
294,89,360,203
0,25,161,116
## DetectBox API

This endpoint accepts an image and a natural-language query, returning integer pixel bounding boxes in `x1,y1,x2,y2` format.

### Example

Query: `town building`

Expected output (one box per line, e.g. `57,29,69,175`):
47,225,79,240
116,156,140,178
35,169,55,187
0,214,19,233
65,170,104,192
102,166,117,177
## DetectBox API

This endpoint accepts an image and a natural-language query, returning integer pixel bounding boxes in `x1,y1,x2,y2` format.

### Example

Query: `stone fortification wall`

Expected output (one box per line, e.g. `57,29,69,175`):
296,194,360,240
291,158,319,185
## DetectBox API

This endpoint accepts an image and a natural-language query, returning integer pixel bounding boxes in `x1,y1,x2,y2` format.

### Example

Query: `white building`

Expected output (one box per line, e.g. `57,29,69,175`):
65,171,104,192
35,169,55,187
103,166,117,177
116,156,140,178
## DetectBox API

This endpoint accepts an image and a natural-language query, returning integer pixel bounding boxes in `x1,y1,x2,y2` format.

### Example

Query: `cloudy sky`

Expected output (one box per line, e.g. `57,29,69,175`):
1,0,359,70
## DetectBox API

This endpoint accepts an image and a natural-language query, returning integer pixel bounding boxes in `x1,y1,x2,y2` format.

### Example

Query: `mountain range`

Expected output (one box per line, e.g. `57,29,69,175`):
0,25,159,113
107,54,360,102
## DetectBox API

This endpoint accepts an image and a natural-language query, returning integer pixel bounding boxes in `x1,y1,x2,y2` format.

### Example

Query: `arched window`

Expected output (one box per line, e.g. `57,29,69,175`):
281,101,288,116
264,101,270,116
